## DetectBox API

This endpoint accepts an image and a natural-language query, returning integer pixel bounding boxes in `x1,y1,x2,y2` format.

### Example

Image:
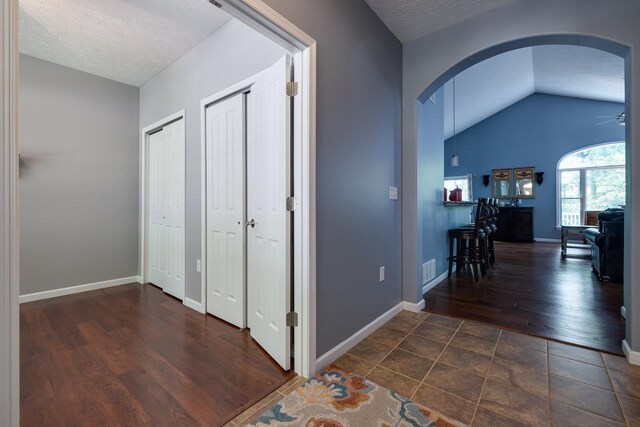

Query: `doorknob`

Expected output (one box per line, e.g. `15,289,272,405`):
246,219,256,228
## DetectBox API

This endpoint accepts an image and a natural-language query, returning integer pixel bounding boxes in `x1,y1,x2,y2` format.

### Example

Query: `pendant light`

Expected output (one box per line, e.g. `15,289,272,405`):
451,76,460,167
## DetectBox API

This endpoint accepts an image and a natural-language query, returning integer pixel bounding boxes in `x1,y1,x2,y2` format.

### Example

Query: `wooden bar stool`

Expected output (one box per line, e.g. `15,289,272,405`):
448,199,488,282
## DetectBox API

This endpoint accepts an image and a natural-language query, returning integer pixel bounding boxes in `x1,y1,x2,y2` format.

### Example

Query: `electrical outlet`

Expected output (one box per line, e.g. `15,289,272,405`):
379,266,385,282
196,259,202,273
389,186,398,200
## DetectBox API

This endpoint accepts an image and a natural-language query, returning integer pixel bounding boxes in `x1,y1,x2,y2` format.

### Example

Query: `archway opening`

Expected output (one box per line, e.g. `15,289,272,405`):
416,36,630,355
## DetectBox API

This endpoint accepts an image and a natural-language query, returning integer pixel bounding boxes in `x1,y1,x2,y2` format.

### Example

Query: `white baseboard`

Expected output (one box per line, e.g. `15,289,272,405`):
534,238,561,243
315,301,404,370
622,306,627,319
19,276,139,303
403,299,425,313
623,340,640,366
136,275,143,284
423,271,447,295
184,297,206,314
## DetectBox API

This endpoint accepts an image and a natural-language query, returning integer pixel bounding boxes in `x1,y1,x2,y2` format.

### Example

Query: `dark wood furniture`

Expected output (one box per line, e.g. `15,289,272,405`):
448,199,492,282
494,206,534,243
584,210,601,226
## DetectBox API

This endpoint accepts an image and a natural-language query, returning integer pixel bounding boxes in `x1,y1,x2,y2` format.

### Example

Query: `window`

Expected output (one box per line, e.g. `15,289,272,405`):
444,174,473,202
557,142,625,226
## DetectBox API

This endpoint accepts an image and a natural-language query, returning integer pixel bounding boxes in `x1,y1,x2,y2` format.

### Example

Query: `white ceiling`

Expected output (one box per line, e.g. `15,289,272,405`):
365,0,514,43
444,45,625,138
19,0,232,86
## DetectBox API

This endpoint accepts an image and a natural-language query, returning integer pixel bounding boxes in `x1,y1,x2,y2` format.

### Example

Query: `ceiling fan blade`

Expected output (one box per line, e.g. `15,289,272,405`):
594,119,617,126
595,115,616,118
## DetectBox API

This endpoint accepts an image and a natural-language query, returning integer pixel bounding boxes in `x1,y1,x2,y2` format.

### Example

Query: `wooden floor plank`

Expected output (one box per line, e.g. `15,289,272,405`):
424,241,625,355
20,284,294,426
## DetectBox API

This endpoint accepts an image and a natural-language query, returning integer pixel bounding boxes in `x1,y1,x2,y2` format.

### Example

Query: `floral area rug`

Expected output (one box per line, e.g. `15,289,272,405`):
245,364,467,427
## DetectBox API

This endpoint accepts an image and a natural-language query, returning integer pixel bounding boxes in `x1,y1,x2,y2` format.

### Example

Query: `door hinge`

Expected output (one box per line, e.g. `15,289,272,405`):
286,311,299,327
286,196,298,212
286,81,298,97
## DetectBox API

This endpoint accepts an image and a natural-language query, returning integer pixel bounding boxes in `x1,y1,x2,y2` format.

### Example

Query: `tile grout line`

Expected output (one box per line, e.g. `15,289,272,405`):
469,328,502,426
366,332,498,377
409,317,465,401
602,353,631,427
547,345,631,425
361,313,434,378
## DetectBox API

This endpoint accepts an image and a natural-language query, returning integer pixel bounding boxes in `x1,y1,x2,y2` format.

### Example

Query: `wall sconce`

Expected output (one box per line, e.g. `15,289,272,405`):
482,175,490,187
535,172,544,185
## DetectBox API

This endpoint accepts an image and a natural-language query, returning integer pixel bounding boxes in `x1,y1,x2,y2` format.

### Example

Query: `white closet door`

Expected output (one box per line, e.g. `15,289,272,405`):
205,94,246,328
247,55,292,370
148,118,185,300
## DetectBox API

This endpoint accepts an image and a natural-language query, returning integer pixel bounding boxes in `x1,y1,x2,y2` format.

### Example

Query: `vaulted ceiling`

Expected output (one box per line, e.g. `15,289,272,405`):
19,0,231,86
443,45,625,139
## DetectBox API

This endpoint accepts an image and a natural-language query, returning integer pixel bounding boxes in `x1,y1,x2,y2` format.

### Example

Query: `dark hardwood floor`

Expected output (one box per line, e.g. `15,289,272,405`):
424,241,625,355
20,284,294,427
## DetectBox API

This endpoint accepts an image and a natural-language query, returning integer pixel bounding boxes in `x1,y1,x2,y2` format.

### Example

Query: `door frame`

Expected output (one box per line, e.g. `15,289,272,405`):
0,0,19,424
0,1,316,423
139,110,186,291
201,0,317,378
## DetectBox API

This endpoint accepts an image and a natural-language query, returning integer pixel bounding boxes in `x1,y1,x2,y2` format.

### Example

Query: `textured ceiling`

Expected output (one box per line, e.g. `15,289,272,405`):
532,45,624,104
19,0,231,86
444,45,625,139
365,0,514,43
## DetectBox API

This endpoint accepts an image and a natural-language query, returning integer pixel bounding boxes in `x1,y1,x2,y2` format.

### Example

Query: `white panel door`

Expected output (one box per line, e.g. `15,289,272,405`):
247,55,292,370
205,94,246,328
148,118,185,300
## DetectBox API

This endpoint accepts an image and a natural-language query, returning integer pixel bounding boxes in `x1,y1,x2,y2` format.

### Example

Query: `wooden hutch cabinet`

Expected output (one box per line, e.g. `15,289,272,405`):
494,207,534,243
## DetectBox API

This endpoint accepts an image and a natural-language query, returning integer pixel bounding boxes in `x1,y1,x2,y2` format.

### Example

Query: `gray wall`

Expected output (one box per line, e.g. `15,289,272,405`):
139,19,288,303
19,54,140,295
260,0,403,356
401,0,640,352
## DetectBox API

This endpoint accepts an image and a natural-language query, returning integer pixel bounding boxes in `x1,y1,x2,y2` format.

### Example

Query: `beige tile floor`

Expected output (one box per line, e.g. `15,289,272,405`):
227,310,640,426
336,310,640,427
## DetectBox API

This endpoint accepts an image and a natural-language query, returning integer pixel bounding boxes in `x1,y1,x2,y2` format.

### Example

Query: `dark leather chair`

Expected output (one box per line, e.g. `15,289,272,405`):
583,208,624,282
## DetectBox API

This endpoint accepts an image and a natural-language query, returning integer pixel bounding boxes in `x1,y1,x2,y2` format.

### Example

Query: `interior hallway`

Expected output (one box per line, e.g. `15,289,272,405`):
20,284,294,426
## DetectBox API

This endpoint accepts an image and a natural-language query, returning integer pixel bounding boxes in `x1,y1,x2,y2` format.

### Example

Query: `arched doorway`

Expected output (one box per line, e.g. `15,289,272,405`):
403,33,637,361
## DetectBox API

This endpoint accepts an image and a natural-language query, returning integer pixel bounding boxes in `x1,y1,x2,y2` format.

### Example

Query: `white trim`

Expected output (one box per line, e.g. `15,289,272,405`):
139,110,186,288
19,277,139,304
622,306,627,319
315,302,404,370
422,271,448,295
556,141,625,228
184,298,206,314
0,0,19,424
403,299,425,313
205,0,317,378
200,71,266,109
534,238,562,243
623,340,640,366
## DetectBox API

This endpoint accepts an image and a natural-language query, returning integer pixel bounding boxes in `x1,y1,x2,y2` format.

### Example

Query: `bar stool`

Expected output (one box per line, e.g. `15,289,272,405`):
448,199,488,282
487,198,499,266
